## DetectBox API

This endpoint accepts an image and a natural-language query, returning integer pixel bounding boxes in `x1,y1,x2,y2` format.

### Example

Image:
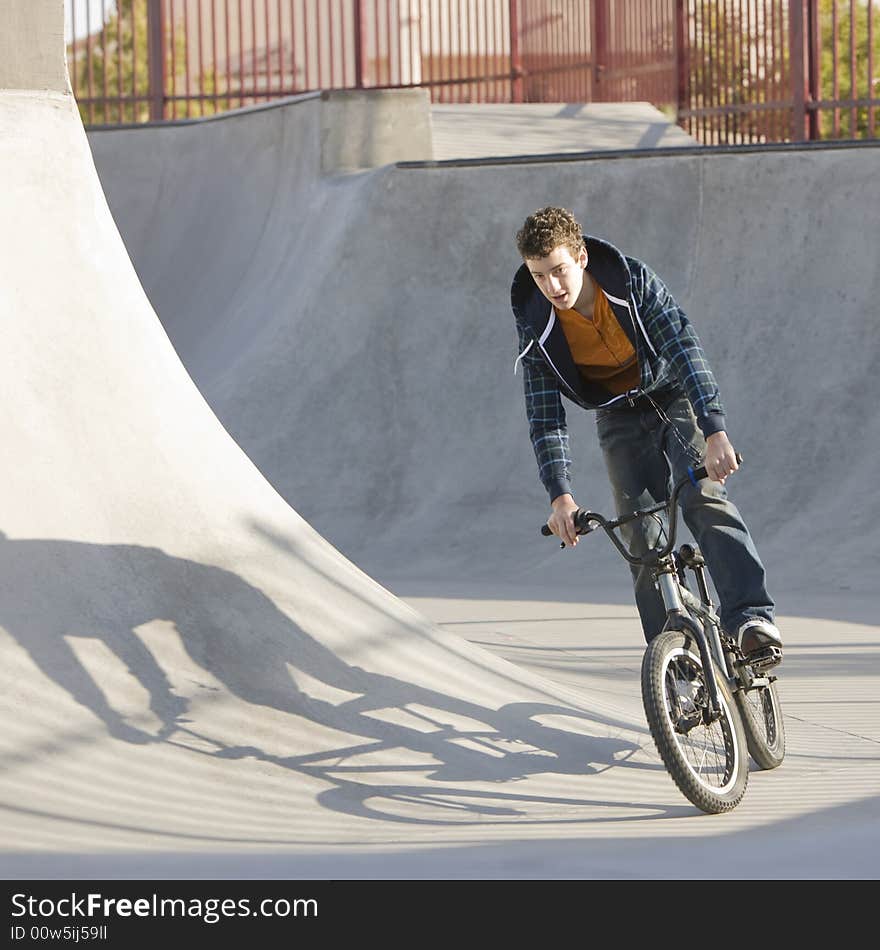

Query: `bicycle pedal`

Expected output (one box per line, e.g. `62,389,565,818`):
746,645,783,671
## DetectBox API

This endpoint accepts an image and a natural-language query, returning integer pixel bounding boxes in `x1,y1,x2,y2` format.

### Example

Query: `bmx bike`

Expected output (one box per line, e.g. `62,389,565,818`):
542,456,784,813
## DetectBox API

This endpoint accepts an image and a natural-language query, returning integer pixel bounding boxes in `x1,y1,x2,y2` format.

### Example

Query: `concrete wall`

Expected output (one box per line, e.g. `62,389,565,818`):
320,88,433,173
0,0,69,92
88,98,880,595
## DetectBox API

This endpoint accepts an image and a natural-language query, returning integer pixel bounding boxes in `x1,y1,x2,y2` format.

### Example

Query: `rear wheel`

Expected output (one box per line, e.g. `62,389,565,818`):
642,630,748,813
735,678,785,770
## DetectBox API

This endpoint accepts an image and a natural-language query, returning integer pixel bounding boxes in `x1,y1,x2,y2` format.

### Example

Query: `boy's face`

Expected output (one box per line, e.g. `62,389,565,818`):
524,244,588,311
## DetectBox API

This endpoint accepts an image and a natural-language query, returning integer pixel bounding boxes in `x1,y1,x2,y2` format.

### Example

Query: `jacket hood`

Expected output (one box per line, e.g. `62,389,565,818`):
511,233,633,328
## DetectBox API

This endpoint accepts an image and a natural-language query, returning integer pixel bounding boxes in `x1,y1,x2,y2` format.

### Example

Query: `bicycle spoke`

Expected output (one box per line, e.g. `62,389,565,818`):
665,655,736,789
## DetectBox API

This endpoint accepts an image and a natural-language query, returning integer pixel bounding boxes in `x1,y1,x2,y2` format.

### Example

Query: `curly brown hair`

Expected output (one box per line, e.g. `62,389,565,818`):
515,206,585,260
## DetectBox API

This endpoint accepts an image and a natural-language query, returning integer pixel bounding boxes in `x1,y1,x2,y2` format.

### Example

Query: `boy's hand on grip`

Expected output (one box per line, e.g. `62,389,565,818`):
548,494,580,547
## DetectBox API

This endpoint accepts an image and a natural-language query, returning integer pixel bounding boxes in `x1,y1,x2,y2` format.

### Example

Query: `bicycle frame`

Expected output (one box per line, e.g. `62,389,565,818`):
552,456,772,724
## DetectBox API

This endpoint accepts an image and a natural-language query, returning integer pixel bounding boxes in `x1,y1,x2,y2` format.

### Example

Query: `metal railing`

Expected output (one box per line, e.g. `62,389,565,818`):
63,1,596,119
64,1,878,142
680,0,879,143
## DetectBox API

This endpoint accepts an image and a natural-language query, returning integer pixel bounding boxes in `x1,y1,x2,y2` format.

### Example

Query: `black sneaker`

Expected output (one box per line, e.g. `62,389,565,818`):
737,619,783,669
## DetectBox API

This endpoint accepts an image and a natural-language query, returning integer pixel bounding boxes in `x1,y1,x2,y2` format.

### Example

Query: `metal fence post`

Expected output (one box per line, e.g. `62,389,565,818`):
592,0,609,102
354,0,367,88
509,0,523,103
674,0,688,129
147,0,166,122
806,0,820,140
789,0,807,141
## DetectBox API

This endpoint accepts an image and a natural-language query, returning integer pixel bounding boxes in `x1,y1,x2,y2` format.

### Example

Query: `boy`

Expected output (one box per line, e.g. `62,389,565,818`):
512,206,782,665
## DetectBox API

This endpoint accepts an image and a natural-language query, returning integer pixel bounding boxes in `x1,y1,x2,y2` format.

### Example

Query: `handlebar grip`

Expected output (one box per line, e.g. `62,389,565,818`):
688,451,744,485
541,524,552,536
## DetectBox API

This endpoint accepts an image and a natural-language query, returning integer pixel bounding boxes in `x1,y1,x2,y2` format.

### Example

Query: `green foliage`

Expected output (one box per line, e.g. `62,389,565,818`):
68,0,221,125
684,0,878,143
68,0,147,124
817,0,880,138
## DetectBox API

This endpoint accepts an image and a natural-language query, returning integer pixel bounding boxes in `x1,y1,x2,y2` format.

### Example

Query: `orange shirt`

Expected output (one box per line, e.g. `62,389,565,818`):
555,278,640,395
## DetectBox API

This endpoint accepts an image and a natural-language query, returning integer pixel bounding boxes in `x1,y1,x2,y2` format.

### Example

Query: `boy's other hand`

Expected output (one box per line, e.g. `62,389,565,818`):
548,493,580,547
705,431,739,483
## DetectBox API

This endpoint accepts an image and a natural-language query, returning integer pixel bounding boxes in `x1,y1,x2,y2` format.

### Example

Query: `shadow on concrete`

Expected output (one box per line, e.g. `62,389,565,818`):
0,532,680,830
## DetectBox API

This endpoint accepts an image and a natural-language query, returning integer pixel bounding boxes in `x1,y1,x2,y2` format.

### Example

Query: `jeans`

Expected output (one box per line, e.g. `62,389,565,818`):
595,390,774,643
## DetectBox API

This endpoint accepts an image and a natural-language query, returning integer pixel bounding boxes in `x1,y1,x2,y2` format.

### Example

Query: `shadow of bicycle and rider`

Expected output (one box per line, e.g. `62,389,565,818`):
0,528,683,827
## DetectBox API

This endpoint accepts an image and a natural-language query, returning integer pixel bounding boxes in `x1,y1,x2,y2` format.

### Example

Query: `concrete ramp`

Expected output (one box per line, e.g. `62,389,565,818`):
0,0,667,878
84,42,880,880
92,107,880,597
4,1,880,879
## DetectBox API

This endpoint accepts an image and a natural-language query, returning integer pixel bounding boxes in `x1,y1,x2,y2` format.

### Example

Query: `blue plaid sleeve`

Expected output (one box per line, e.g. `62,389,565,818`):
515,322,573,501
631,260,726,436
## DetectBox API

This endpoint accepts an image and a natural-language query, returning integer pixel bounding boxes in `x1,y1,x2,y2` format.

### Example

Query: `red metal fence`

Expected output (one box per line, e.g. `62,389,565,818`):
682,1,878,143
65,1,879,143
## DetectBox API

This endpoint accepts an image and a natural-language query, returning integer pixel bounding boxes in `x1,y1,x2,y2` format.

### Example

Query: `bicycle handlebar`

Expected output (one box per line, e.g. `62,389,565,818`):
540,453,743,565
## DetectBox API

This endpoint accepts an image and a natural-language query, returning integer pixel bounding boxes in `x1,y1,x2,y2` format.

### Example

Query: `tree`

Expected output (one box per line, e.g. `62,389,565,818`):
684,0,791,145
682,0,879,144
68,1,214,125
817,0,880,138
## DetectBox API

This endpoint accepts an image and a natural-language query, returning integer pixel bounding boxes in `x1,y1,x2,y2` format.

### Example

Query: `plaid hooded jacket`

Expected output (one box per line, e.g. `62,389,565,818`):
511,234,726,502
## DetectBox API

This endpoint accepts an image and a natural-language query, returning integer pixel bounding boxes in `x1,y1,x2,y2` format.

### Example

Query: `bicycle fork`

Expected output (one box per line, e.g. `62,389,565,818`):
678,544,730,673
656,557,724,723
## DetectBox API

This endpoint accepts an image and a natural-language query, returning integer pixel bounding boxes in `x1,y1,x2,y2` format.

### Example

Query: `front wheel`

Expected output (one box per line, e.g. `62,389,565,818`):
642,631,749,813
735,677,785,770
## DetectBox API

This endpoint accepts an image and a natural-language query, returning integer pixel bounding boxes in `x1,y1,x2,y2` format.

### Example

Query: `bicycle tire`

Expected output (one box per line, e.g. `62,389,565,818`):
735,678,785,770
641,630,749,813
